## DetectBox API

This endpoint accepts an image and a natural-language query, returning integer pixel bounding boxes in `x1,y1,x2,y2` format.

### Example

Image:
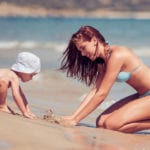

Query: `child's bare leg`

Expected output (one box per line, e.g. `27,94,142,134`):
0,80,12,113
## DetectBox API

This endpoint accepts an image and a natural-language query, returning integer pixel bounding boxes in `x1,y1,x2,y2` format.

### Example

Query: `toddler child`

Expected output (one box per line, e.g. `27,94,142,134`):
0,52,41,119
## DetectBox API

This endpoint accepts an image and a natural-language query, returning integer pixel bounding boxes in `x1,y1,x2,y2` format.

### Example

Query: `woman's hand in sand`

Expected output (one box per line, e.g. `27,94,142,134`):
60,116,77,126
62,115,74,120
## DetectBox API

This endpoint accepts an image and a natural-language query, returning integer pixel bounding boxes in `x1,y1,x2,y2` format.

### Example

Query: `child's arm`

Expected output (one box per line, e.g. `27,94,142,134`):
11,77,35,118
19,87,36,117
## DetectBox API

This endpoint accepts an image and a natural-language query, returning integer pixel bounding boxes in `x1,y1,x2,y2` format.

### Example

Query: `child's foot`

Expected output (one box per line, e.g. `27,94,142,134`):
0,105,15,114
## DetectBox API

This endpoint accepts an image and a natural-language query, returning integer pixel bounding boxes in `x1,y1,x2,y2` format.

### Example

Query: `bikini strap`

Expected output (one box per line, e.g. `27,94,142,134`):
130,65,141,74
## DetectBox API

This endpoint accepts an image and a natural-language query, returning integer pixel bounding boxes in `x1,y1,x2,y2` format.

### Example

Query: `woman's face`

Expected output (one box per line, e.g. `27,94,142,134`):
76,37,98,61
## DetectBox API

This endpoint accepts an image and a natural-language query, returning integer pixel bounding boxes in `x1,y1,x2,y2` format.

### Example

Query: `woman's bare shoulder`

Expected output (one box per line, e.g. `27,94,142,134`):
111,45,130,52
111,45,135,58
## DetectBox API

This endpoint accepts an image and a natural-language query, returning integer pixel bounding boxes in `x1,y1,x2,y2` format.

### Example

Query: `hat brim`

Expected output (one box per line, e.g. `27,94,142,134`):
11,63,36,73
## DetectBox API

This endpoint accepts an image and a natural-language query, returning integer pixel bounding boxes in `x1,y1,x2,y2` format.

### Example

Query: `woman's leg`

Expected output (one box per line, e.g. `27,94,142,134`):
96,93,139,127
97,94,150,133
118,120,150,133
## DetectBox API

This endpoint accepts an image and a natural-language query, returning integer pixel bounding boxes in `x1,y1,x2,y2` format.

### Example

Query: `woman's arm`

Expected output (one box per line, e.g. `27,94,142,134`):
61,51,123,125
74,52,123,123
71,69,103,118
71,88,96,117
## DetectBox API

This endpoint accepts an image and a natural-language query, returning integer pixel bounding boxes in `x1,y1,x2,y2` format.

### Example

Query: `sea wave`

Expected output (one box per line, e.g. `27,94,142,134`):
133,47,150,57
0,40,149,57
0,40,67,52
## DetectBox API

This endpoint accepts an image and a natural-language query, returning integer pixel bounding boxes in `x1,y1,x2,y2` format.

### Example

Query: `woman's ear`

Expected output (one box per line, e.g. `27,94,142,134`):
92,36,98,46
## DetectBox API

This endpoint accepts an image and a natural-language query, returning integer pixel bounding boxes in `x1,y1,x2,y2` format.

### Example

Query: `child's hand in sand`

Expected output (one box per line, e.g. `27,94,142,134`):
28,112,37,118
0,105,16,114
24,105,37,119
23,111,36,119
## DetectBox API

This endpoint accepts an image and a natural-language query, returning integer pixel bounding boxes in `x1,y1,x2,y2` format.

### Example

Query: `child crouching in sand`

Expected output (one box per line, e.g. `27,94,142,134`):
0,52,41,119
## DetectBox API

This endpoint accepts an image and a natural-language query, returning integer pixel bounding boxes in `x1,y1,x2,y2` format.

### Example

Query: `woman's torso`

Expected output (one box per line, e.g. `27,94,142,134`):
110,46,150,95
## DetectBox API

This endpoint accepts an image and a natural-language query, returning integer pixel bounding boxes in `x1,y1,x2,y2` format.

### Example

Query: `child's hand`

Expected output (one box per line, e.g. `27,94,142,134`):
28,112,37,118
25,105,37,118
23,111,36,119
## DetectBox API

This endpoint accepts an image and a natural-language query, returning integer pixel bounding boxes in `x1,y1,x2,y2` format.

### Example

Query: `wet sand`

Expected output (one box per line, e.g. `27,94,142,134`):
0,70,150,150
0,112,150,150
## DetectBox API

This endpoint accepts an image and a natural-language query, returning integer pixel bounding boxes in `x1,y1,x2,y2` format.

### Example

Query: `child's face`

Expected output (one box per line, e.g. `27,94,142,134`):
19,72,37,82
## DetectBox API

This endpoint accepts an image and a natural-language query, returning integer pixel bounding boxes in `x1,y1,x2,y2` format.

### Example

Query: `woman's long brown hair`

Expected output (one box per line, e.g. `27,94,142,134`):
59,26,107,86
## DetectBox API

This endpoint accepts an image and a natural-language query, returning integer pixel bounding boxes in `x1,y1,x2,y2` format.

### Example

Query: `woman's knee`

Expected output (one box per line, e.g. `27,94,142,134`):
96,114,107,128
103,117,124,131
96,112,125,130
96,112,124,130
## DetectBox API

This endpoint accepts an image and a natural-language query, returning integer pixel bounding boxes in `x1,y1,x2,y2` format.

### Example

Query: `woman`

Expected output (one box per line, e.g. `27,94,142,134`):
59,25,150,133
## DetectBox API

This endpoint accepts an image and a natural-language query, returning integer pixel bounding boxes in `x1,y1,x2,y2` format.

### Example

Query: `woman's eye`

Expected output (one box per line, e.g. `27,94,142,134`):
81,46,85,51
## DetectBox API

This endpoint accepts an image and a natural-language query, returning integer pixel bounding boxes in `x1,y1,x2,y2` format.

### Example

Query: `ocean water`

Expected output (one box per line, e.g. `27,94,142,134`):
0,17,150,66
0,17,150,118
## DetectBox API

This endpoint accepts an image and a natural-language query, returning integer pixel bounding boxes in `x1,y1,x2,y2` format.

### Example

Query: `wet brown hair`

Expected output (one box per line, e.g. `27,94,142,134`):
60,25,107,86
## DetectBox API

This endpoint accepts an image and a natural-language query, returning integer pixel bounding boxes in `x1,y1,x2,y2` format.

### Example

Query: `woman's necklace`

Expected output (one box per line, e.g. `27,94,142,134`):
105,44,111,61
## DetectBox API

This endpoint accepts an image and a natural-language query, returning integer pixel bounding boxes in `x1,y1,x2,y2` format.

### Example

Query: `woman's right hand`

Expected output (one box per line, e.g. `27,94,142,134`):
59,115,77,126
61,115,74,120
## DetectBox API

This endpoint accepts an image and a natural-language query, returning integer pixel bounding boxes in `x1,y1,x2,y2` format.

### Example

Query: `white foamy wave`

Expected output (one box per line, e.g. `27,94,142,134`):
0,41,149,57
100,100,116,110
79,93,87,101
79,93,117,110
20,41,39,49
0,40,67,52
0,41,19,49
132,47,150,57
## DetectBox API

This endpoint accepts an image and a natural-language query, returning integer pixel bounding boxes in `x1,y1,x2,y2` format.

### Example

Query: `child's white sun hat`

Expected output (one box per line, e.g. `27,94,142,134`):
11,52,41,73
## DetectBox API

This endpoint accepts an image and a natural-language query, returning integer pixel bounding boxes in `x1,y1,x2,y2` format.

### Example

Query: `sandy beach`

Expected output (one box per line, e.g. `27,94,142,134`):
0,6,149,149
0,2,150,19
0,70,150,150
0,112,150,150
